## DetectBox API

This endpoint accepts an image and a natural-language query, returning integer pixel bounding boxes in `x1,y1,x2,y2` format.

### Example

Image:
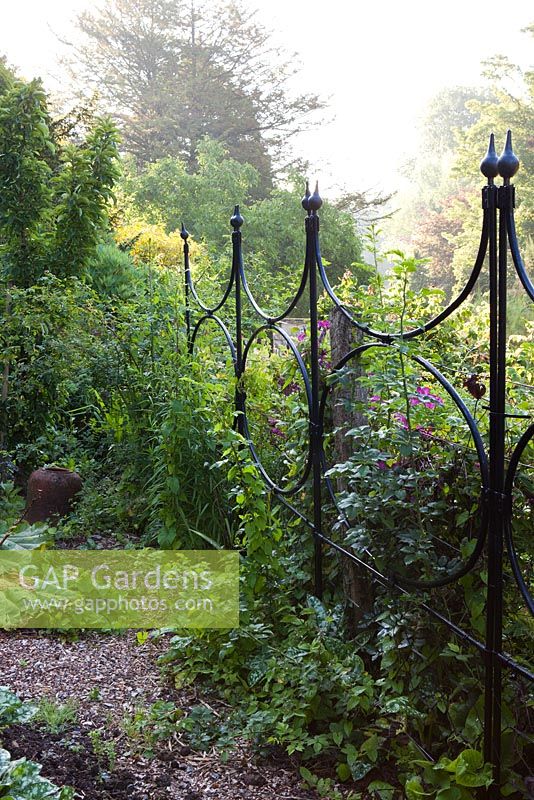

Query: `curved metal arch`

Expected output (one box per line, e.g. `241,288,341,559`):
313,210,489,343
241,323,313,496
504,423,534,615
238,257,309,324
186,260,236,315
506,209,534,302
317,343,489,591
189,314,238,374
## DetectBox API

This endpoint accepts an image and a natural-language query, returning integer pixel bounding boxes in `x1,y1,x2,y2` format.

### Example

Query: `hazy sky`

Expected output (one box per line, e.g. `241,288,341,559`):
2,0,533,197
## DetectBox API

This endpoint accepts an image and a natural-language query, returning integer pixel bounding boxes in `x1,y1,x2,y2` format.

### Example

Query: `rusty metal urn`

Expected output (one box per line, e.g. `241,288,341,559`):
24,467,83,524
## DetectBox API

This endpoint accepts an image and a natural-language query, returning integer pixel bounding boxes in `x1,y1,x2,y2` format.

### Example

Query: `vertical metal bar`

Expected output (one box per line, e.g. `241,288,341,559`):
490,174,508,792
306,182,324,599
181,223,192,352
483,131,520,796
483,171,498,776
231,206,245,436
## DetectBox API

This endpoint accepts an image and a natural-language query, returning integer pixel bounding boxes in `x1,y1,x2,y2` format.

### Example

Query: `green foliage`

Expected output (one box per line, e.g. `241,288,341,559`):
0,748,74,800
0,80,120,287
34,699,78,734
161,449,380,778
51,118,121,279
245,177,365,290
120,701,178,757
123,143,364,295
86,243,143,300
88,728,117,772
0,687,36,727
405,749,493,799
0,57,15,96
123,138,261,249
0,80,53,286
0,482,52,550
0,275,108,459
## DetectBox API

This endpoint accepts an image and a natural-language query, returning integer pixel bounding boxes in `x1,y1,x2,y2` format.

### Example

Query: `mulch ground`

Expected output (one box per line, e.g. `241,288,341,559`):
0,629,323,799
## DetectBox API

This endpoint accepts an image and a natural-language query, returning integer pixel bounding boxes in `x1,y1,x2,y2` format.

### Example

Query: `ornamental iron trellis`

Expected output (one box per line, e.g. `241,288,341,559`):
181,131,533,797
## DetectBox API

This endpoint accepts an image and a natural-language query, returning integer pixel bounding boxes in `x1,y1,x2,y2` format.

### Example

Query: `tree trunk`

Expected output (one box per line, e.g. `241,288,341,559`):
329,306,374,635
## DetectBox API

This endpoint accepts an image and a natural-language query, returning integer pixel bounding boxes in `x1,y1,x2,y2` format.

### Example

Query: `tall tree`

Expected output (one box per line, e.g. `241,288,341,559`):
0,56,15,96
0,80,121,287
69,0,325,189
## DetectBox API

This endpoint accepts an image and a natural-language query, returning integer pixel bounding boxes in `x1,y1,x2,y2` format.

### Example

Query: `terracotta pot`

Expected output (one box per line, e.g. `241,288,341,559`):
24,467,83,524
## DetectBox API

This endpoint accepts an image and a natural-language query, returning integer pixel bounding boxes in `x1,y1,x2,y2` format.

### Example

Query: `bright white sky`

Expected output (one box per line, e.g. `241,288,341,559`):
1,0,533,198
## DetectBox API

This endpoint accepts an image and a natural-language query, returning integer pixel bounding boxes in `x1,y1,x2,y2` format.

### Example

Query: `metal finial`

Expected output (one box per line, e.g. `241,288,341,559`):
480,133,499,180
497,130,519,180
180,222,189,240
230,204,244,229
302,179,311,212
309,180,322,212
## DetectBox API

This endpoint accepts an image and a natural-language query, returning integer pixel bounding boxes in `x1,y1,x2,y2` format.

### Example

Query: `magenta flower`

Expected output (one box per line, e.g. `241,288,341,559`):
416,386,444,406
377,460,387,470
268,416,285,438
277,377,300,396
409,396,421,406
370,395,381,404
417,425,433,439
394,412,409,430
318,320,331,330
297,330,306,343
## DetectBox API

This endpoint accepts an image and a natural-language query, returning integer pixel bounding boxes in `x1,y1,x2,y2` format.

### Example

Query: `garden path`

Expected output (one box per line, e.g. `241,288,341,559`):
0,628,316,800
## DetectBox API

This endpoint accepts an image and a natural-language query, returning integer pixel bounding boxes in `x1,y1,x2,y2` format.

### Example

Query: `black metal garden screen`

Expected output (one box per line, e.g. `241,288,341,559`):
182,132,533,797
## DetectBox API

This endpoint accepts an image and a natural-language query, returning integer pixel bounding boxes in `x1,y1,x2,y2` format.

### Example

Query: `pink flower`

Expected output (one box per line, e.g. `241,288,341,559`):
409,396,421,406
297,330,306,343
394,412,409,430
278,377,300,396
318,320,331,330
370,395,381,404
268,416,285,438
417,425,433,439
416,386,444,405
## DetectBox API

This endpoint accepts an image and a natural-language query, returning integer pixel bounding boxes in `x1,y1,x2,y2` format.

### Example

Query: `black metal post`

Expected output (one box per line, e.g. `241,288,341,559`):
481,133,499,783
304,181,324,599
231,205,245,436
482,130,520,795
181,223,192,351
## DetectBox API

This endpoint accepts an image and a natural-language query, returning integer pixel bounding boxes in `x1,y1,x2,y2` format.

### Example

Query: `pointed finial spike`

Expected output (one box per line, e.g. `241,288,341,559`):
309,180,323,212
480,133,499,180
302,179,311,211
497,129,519,180
180,222,189,240
230,204,244,229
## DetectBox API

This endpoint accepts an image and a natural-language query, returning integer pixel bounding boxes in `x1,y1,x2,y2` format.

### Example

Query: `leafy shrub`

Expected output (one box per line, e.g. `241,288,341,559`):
0,687,36,727
0,748,73,800
405,749,493,799
0,482,52,550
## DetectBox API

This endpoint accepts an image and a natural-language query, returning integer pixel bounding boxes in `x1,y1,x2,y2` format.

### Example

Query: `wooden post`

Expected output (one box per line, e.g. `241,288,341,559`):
329,306,374,634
